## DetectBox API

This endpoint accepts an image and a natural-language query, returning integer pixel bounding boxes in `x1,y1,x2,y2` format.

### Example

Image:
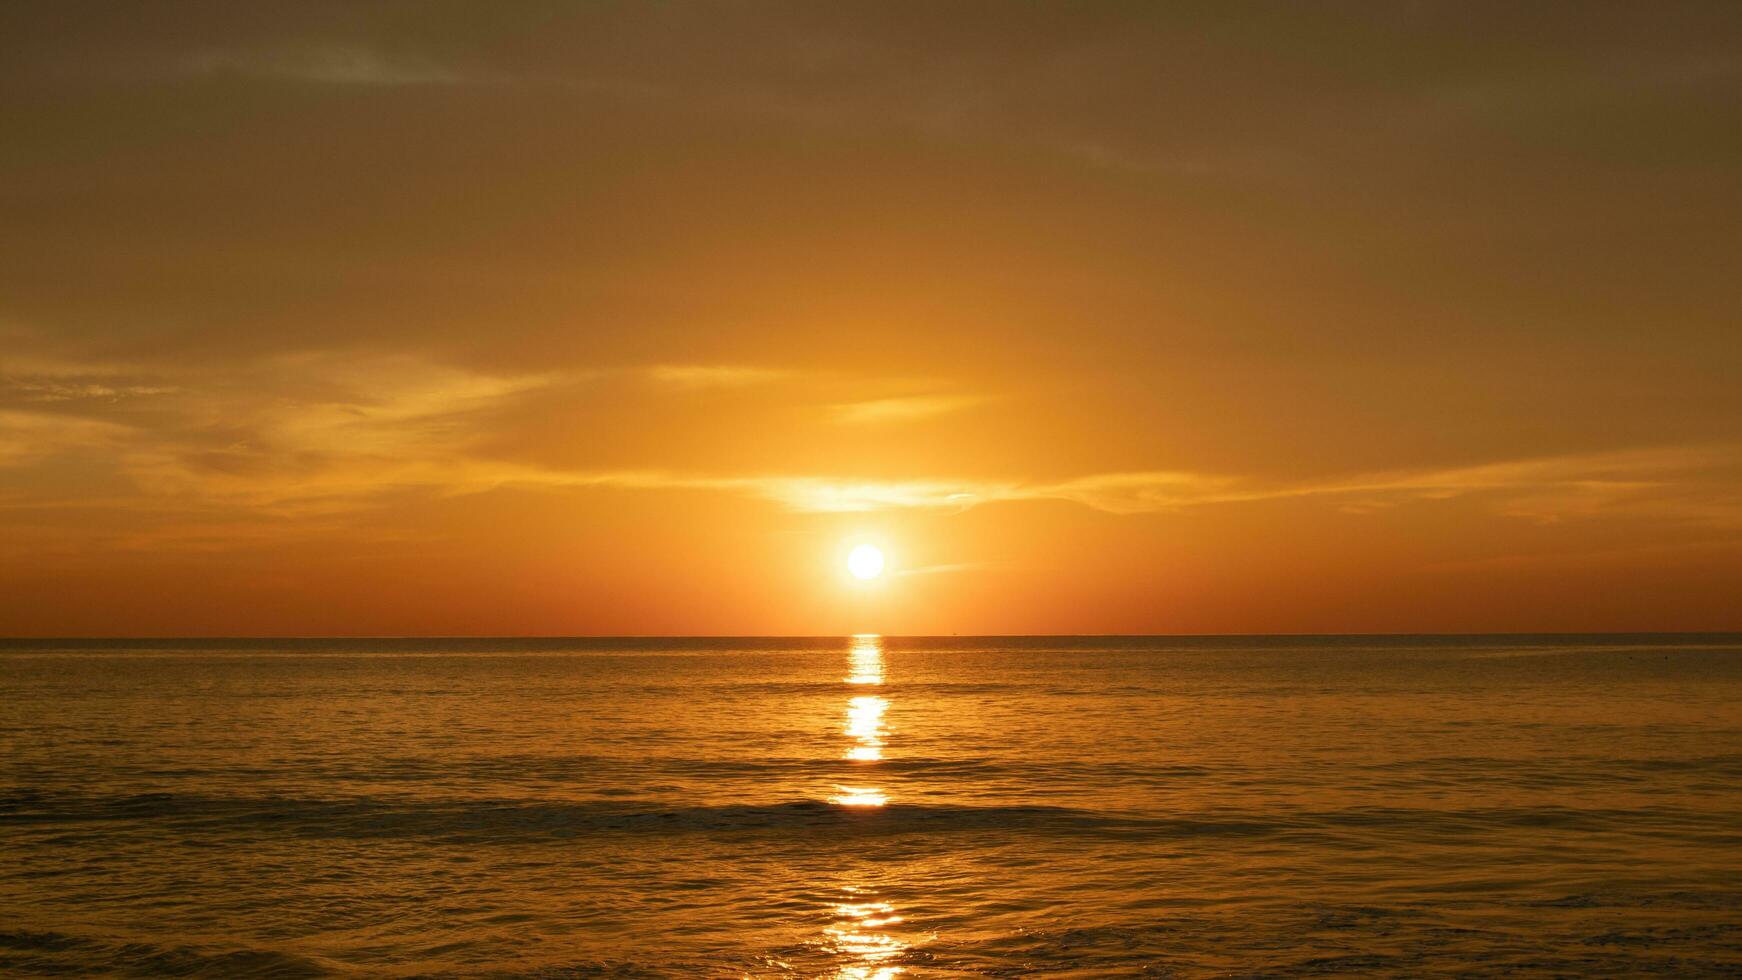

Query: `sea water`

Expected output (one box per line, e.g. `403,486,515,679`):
2,635,1739,976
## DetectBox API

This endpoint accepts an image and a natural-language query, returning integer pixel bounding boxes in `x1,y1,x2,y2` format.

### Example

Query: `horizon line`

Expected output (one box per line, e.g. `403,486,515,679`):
3,630,1740,642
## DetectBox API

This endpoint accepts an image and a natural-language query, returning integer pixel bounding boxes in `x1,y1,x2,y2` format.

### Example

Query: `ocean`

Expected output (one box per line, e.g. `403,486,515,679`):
2,635,1739,977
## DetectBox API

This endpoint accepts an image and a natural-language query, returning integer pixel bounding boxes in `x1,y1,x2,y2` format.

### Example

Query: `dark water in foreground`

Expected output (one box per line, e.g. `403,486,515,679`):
2,635,1740,977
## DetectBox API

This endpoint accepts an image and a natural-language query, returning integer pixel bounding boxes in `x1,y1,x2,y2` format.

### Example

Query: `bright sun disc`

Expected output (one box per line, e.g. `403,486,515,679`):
847,544,885,580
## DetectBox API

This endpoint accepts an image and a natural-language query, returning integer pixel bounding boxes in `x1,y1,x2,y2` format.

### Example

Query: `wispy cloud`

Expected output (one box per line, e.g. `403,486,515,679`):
472,446,1740,531
3,378,179,403
116,354,559,513
895,561,996,578
185,46,462,86
1029,470,1241,514
1008,447,1742,527
1277,447,1740,527
645,364,793,389
0,410,130,466
452,470,1003,515
1,332,1735,541
831,394,986,425
751,477,1001,513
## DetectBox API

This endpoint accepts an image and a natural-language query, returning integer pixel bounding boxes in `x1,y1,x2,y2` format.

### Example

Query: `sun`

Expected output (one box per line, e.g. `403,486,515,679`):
847,544,886,580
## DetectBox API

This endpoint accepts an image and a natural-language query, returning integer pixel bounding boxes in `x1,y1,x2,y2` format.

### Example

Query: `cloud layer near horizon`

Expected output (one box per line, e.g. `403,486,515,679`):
5,342,1736,531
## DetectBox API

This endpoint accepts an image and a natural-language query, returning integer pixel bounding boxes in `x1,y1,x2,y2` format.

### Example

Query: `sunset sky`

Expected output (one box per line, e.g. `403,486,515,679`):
2,2,1739,635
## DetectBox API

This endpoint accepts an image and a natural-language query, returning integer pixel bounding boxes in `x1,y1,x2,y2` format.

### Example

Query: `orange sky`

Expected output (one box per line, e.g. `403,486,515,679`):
2,3,1739,635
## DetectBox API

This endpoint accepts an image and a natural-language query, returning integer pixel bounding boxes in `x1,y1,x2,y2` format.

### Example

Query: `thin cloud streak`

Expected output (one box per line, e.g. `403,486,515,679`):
895,562,996,578
0,410,131,466
646,364,794,388
831,395,987,425
184,46,463,86
493,445,1741,530
0,340,1735,539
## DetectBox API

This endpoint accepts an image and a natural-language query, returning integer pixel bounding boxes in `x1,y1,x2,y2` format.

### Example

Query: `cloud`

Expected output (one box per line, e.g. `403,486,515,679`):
115,354,559,513
1288,447,1742,527
1000,447,1741,528
0,343,563,517
712,446,1741,526
4,379,179,403
1027,470,1241,514
646,364,793,389
831,394,986,425
454,470,1002,515
0,410,131,467
750,477,1002,513
895,561,996,578
0,329,1734,542
185,46,461,86
474,446,1739,532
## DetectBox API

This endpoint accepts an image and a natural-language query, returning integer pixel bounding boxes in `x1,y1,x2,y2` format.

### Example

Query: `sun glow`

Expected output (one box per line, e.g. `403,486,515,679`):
847,544,886,580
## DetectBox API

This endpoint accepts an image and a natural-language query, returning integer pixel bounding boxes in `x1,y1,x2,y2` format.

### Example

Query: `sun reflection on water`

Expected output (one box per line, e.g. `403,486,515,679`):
845,633,885,685
844,695,887,761
831,635,892,804
824,886,908,978
829,786,889,807
820,636,912,976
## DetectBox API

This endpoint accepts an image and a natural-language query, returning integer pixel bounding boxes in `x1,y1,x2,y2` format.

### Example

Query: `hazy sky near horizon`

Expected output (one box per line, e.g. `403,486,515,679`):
2,1,1740,635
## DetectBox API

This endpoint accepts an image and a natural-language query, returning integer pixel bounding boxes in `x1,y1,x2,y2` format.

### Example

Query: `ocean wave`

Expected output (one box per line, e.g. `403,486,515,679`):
17,751,1738,799
251,754,1217,783
0,792,1149,841
0,928,333,978
5,791,1737,847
